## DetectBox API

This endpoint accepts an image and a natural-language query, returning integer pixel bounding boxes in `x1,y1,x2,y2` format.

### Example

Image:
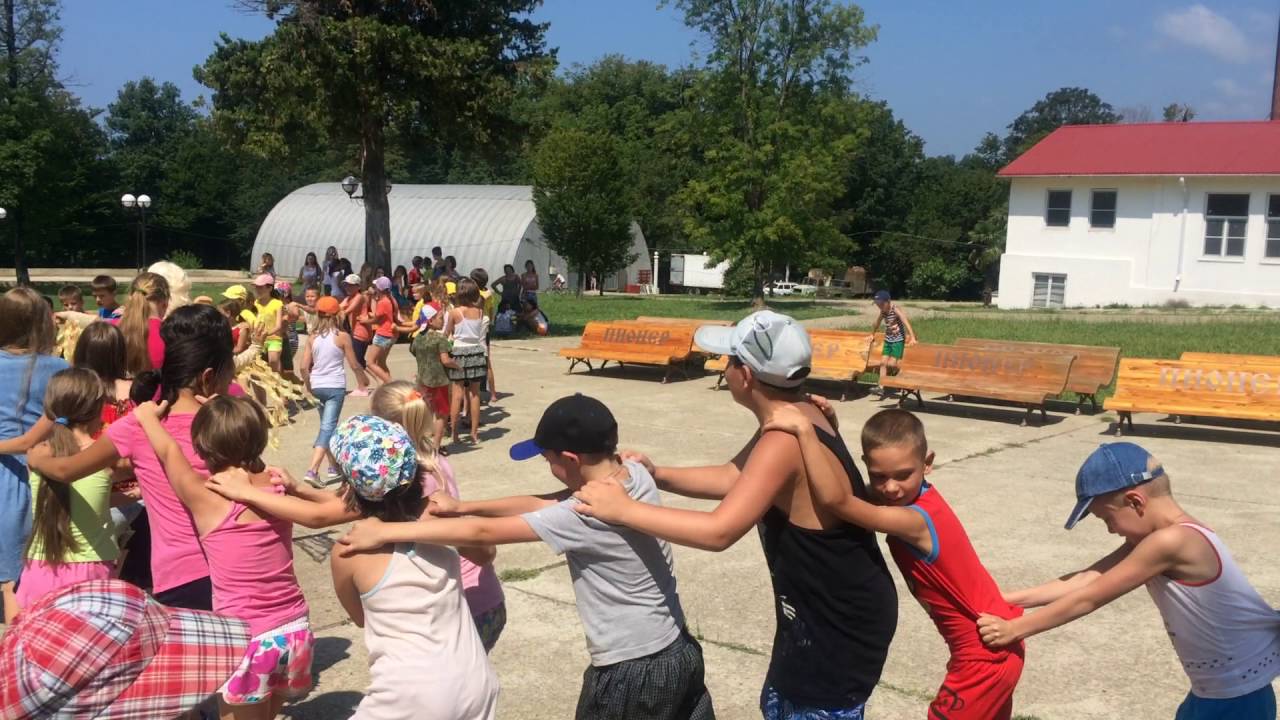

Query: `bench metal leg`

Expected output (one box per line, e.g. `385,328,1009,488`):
1113,411,1133,437
714,373,725,390
567,358,593,375
1076,394,1097,415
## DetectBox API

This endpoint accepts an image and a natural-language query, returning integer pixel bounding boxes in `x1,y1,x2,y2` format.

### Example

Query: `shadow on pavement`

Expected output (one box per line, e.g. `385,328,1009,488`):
283,691,363,719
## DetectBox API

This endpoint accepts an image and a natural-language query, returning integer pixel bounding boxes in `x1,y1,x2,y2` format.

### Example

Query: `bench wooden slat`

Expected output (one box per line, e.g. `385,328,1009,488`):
955,338,1119,397
702,328,874,398
882,343,1074,423
621,317,731,354
1179,352,1280,368
558,321,696,381
1104,359,1280,429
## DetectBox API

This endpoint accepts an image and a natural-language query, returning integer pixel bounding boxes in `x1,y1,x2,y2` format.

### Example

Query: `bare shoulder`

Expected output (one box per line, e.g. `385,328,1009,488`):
1137,524,1205,560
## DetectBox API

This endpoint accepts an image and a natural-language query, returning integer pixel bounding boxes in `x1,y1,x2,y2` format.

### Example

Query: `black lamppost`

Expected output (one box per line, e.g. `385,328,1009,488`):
121,193,151,272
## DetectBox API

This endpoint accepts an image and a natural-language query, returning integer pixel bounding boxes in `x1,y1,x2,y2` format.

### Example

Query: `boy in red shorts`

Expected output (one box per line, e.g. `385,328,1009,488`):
408,300,452,451
765,405,1024,720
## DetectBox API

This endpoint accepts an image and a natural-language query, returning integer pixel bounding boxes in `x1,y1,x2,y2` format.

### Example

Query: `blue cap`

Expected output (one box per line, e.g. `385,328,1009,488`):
1065,443,1164,530
509,394,618,462
873,290,891,303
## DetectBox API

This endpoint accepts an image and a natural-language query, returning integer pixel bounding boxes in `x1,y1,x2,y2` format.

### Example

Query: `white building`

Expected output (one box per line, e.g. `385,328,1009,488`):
996,121,1280,309
252,184,652,291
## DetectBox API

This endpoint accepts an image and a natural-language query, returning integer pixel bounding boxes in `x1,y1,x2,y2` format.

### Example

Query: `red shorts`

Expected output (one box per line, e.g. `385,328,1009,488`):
929,647,1024,720
422,384,450,417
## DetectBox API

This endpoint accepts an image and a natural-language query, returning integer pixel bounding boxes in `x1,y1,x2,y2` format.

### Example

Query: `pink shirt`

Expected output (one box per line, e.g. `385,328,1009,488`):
106,413,209,593
200,483,309,636
421,458,505,616
106,316,164,371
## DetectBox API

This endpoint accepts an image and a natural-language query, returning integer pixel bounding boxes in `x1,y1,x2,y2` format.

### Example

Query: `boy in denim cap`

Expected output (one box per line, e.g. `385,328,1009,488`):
979,442,1280,719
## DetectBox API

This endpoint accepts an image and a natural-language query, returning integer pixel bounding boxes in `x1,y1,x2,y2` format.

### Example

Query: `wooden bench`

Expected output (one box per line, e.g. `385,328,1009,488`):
558,321,697,383
955,338,1120,412
631,317,732,354
881,343,1074,425
704,329,876,399
1105,357,1280,434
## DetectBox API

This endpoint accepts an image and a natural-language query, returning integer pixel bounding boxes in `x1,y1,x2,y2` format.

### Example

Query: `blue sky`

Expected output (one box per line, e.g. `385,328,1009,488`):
59,1,1279,157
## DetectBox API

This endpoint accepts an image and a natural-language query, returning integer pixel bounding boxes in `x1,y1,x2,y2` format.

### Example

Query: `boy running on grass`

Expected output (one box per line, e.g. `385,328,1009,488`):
870,290,915,397
766,405,1024,720
978,442,1280,720
338,394,714,720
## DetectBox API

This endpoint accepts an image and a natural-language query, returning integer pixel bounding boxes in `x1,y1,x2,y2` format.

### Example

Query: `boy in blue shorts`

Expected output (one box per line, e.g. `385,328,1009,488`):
978,443,1280,719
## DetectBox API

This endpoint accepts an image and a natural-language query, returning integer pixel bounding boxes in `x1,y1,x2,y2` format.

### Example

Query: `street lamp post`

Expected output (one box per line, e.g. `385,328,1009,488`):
121,193,152,272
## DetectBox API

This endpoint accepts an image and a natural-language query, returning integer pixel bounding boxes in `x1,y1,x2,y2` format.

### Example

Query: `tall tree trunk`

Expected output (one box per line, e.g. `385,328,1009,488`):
361,119,392,274
751,262,767,309
4,0,28,285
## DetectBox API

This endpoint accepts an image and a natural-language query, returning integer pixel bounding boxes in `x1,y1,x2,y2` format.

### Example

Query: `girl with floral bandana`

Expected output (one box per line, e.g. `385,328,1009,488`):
327,414,499,720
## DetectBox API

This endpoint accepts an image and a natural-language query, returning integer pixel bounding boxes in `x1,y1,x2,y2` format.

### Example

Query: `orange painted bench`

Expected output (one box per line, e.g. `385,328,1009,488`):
881,343,1074,425
1104,357,1280,434
558,321,697,383
955,338,1120,412
631,317,732,354
704,329,876,398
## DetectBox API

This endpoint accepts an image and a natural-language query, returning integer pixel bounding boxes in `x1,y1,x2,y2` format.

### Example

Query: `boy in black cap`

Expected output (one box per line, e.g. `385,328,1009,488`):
338,394,714,720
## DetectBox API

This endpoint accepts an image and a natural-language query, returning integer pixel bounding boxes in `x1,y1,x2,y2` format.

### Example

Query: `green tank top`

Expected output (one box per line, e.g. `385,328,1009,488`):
27,469,119,564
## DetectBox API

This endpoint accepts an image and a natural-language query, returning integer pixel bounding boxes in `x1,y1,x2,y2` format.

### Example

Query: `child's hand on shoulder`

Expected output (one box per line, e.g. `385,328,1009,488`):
267,466,298,493
205,468,256,501
133,400,170,423
572,474,633,523
426,491,460,516
618,450,656,476
762,404,811,436
338,517,386,556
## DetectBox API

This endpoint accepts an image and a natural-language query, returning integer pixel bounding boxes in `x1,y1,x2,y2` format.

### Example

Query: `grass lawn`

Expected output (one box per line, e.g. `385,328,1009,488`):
536,293,852,336
909,315,1280,359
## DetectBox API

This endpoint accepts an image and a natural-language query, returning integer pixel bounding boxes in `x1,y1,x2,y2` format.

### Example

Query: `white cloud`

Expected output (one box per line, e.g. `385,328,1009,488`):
1106,25,1127,41
1213,78,1253,98
1155,5,1263,64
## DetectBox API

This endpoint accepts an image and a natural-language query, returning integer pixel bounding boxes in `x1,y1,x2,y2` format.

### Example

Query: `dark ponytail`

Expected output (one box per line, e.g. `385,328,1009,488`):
129,304,234,406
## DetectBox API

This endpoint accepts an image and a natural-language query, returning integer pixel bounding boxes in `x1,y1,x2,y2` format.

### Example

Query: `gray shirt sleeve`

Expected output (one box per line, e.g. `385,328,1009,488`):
522,499,591,556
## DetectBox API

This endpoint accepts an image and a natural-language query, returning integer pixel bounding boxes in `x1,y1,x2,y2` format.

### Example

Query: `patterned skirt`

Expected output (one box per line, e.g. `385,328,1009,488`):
447,345,488,382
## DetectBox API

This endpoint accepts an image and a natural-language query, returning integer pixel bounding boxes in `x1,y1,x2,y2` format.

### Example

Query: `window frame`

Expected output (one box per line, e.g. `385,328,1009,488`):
1202,193,1249,259
1265,194,1280,260
1089,189,1117,229
1031,272,1067,309
1045,189,1072,228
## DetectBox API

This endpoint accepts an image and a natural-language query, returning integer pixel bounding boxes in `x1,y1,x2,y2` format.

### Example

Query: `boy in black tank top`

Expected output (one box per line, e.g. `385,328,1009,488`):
575,311,897,719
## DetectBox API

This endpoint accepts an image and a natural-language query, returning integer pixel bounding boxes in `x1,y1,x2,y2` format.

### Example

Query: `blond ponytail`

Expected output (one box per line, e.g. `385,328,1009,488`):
120,272,170,376
370,380,440,481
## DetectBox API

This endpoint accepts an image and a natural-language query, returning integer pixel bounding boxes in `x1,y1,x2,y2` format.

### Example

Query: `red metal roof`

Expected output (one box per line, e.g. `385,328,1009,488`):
998,121,1280,177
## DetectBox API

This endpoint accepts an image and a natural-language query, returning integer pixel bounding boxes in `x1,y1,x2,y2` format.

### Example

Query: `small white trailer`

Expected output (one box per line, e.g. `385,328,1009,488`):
670,253,729,294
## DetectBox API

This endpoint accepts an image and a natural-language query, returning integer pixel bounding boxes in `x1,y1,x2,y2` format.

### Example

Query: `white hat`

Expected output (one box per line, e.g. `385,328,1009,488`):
695,311,812,388
343,273,362,286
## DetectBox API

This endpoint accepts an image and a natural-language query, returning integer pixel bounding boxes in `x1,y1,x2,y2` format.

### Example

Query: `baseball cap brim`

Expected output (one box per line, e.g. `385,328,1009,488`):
509,439,544,461
1064,496,1093,530
694,325,735,356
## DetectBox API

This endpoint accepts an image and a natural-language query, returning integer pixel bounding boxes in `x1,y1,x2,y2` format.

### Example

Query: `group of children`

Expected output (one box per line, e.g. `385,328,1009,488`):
2,276,1275,720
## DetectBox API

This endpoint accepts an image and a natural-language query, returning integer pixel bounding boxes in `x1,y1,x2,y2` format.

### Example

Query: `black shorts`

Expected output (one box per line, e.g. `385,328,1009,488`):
577,630,715,720
153,575,214,611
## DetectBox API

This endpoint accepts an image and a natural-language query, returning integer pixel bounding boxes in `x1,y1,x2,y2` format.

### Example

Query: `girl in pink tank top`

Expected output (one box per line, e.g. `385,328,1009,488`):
133,395,313,720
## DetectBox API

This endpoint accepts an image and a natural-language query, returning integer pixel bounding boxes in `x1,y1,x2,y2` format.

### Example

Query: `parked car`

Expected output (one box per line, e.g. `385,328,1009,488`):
791,283,818,296
770,281,797,296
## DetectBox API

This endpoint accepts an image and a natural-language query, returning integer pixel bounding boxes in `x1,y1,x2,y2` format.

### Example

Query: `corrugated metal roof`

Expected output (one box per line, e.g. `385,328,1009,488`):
999,121,1280,177
251,183,541,277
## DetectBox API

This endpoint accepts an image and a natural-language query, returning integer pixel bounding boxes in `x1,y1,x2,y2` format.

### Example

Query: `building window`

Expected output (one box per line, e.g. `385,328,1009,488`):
1045,190,1071,227
1090,189,1117,228
1031,273,1066,309
1203,193,1248,257
1267,195,1280,259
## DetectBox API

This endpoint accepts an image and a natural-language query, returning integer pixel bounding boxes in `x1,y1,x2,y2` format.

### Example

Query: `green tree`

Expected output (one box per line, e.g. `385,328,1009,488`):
0,0,115,281
1162,103,1196,122
196,1,553,272
1003,86,1120,161
669,0,878,304
532,128,635,296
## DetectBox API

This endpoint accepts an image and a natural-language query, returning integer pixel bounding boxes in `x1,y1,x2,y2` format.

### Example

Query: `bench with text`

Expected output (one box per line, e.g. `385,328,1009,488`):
558,321,697,383
954,338,1120,412
704,329,875,398
632,317,733,355
1104,354,1280,434
881,343,1074,425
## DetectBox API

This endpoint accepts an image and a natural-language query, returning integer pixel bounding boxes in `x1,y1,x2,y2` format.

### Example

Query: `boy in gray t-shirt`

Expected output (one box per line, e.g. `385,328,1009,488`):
339,394,714,720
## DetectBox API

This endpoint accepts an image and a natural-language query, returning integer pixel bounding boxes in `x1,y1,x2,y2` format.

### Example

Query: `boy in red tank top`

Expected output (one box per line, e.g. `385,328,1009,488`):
765,406,1025,720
